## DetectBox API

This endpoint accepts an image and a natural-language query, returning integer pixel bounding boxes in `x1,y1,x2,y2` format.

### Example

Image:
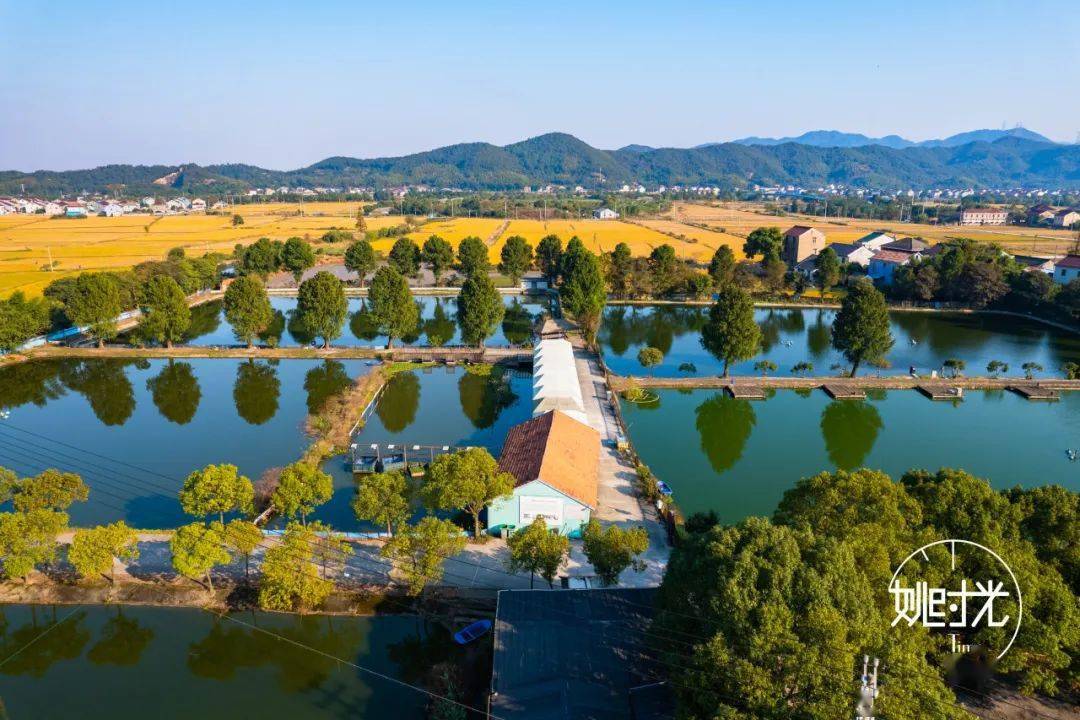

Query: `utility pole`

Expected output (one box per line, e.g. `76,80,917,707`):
855,655,879,719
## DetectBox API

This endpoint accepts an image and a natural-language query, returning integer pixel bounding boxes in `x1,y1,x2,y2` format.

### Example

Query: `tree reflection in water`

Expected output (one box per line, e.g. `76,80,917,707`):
303,360,352,415
86,609,153,667
146,360,201,425
500,299,534,346
0,606,90,677
62,360,137,426
376,371,421,433
819,400,883,470
422,300,456,347
233,360,281,425
694,393,756,475
458,368,518,429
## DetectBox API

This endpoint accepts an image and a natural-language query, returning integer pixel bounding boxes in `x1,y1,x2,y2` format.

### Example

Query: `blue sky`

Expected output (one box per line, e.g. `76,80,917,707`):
2,0,1077,171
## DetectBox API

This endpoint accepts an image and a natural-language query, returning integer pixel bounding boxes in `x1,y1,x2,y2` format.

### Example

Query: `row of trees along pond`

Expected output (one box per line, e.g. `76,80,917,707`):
0,449,652,609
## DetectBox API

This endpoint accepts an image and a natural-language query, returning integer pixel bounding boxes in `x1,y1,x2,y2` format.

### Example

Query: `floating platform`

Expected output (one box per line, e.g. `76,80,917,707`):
916,385,964,401
1007,384,1059,401
822,384,865,400
726,384,766,400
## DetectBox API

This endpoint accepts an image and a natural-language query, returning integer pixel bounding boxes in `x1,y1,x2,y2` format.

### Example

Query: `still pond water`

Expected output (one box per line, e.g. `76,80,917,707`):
0,604,458,720
181,295,545,348
623,388,1080,522
0,359,532,529
599,305,1080,377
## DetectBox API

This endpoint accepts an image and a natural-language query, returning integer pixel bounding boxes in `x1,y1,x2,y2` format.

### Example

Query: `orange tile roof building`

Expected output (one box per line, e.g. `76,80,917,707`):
488,410,600,537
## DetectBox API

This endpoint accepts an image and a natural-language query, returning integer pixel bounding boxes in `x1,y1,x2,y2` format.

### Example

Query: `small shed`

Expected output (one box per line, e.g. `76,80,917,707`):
521,271,549,292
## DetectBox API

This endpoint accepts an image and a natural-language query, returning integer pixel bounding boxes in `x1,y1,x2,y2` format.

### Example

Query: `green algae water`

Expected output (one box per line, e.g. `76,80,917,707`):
0,604,465,720
622,389,1080,522
600,305,1080,378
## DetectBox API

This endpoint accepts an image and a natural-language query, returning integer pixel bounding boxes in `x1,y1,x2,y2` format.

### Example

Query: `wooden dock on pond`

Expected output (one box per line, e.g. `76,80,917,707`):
822,384,866,400
726,384,766,400
1008,384,1060,401
916,384,964,401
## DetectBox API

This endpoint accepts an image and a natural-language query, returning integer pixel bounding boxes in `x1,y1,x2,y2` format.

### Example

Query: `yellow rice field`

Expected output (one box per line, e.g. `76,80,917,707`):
0,202,398,297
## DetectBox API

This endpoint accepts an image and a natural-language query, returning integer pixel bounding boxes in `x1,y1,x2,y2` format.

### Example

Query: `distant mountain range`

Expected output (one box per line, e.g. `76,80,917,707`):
721,127,1056,149
2,130,1078,196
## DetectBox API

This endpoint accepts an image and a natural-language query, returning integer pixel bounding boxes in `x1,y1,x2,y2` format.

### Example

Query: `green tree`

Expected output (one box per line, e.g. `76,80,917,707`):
456,236,489,277
139,275,190,347
831,280,894,377
986,359,1009,377
708,245,736,287
240,238,280,279
506,518,569,588
352,471,411,536
320,228,354,245
580,520,649,586
0,508,67,581
271,462,333,525
258,522,334,611
222,275,273,347
0,291,51,352
8,468,88,512
68,521,139,583
814,246,841,298
648,244,678,296
170,522,231,595
344,239,376,287
231,214,244,226
66,273,123,347
456,273,504,347
422,235,455,286
223,518,263,580
297,271,347,348
607,242,634,298
308,520,354,580
498,235,533,283
388,237,422,277
422,447,515,537
1022,361,1043,379
559,247,606,342
281,237,316,284
743,226,783,261
380,517,467,595
942,358,965,377
753,359,777,376
355,205,367,232
368,266,420,348
700,284,760,376
535,234,563,283
178,464,254,524
637,346,663,374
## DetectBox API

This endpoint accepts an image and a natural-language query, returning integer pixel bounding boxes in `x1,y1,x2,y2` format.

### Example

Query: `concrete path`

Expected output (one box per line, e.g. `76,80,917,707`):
573,346,671,587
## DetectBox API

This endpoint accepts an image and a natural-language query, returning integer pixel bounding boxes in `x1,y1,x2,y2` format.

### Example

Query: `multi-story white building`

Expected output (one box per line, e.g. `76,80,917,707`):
959,207,1008,225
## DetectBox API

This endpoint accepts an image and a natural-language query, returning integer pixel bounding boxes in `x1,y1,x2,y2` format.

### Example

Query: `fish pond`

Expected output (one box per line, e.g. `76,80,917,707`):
0,604,471,720
622,388,1080,523
599,304,1080,378
179,294,546,348
0,359,533,530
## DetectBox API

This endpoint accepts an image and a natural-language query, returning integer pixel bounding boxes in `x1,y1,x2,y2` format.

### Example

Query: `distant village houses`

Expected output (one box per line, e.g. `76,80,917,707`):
1053,209,1080,229
959,206,1008,225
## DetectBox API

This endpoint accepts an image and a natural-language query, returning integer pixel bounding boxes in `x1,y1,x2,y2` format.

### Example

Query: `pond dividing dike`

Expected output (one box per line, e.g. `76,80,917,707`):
609,373,1080,402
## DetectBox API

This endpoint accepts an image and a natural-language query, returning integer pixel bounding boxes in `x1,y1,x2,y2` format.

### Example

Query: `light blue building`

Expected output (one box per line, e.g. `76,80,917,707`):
488,410,599,538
